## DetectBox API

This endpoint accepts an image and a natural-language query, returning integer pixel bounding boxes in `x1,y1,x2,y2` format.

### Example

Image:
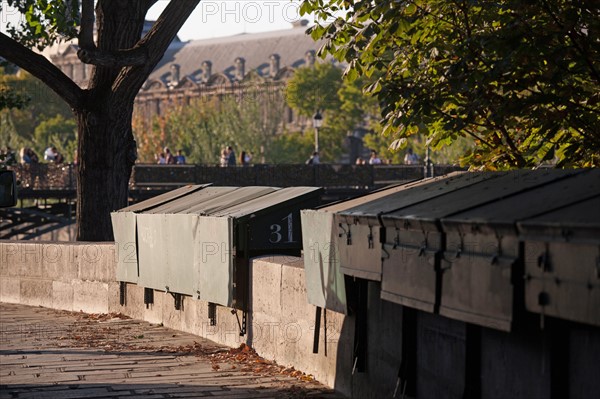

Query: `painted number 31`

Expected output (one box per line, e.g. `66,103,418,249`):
270,213,295,243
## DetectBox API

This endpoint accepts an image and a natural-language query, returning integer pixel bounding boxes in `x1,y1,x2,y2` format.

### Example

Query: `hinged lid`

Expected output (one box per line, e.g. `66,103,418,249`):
442,169,594,235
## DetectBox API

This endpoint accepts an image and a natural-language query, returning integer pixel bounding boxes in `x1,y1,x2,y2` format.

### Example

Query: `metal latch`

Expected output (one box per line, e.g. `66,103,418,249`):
231,309,247,336
119,281,126,306
537,252,552,272
393,229,400,249
338,223,352,245
144,287,154,308
208,302,217,326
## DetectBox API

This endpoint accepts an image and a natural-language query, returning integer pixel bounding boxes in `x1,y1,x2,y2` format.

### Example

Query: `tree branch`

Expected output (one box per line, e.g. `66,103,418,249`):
77,0,153,68
79,0,96,50
540,0,600,85
113,0,201,101
462,129,496,150
0,32,83,109
77,46,148,67
145,0,159,12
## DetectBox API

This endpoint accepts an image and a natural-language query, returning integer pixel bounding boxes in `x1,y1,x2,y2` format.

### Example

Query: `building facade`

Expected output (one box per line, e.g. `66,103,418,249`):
49,20,323,132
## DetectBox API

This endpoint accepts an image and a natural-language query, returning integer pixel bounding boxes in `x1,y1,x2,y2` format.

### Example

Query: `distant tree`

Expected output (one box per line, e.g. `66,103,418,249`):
1,70,74,155
286,62,342,116
136,91,288,164
301,0,600,168
0,86,30,111
34,114,78,162
269,131,314,164
363,132,473,165
286,62,378,162
0,0,201,240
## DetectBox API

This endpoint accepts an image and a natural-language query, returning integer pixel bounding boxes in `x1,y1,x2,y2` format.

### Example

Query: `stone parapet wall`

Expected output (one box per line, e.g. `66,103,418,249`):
0,241,351,395
6,240,595,398
0,241,118,314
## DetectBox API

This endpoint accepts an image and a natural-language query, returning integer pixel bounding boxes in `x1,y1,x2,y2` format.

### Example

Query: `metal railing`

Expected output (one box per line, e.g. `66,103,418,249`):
10,163,465,192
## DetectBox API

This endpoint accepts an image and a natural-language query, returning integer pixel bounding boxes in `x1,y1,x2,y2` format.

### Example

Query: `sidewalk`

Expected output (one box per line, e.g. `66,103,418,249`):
0,303,342,399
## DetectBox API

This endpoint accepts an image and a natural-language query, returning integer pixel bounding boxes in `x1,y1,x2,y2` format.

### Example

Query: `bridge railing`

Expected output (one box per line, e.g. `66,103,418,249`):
12,163,77,190
130,164,465,189
10,163,465,192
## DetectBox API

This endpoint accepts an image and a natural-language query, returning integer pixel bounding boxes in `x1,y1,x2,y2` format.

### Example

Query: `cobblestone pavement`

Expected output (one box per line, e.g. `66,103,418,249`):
0,303,342,399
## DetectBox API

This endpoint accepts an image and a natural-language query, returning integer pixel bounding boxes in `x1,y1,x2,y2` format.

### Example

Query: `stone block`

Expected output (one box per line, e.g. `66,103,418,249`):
180,297,203,335
249,313,282,361
20,278,53,307
107,281,122,313
281,262,313,322
0,242,20,276
40,243,78,282
17,243,44,278
214,306,245,348
72,280,109,314
75,243,117,282
250,257,282,317
52,280,74,311
118,283,145,319
160,290,183,329
144,288,165,325
0,276,21,303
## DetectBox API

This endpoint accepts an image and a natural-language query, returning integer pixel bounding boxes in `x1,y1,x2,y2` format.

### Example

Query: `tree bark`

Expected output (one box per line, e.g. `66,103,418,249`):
76,98,136,241
1,0,200,241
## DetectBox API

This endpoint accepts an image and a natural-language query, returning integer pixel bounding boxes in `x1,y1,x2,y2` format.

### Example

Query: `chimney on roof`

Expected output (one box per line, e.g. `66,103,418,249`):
305,50,316,67
170,64,180,86
269,54,280,78
202,61,212,82
235,57,245,81
292,19,309,28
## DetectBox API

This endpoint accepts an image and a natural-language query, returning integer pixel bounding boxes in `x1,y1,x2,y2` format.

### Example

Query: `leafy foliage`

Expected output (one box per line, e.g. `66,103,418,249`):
1,70,74,159
33,114,78,162
0,86,30,111
0,149,17,170
286,62,343,116
134,91,288,164
136,65,384,165
1,65,30,111
286,62,378,162
0,0,79,50
301,0,600,168
363,131,473,165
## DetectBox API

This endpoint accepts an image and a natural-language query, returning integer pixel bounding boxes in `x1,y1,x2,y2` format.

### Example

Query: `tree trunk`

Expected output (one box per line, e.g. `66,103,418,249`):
76,100,136,241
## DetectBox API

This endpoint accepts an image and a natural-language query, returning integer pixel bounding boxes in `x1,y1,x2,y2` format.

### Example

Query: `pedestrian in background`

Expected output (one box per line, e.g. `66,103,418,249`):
175,149,186,164
306,151,320,165
227,146,236,166
220,148,229,167
368,150,382,165
404,148,420,165
164,147,176,164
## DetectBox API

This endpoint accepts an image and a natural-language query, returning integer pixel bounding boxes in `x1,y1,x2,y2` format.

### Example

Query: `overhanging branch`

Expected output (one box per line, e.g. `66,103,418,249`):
145,0,159,12
113,0,201,100
0,32,83,109
77,0,151,68
79,0,96,50
77,47,149,67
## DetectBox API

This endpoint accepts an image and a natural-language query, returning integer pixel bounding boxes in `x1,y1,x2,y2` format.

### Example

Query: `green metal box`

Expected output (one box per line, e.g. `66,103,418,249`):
116,185,321,309
518,172,600,327
300,183,423,314
111,185,208,283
